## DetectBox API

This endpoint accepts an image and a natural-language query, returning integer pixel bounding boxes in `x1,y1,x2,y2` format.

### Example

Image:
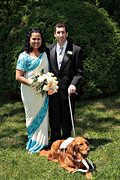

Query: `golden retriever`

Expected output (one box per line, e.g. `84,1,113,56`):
40,137,93,179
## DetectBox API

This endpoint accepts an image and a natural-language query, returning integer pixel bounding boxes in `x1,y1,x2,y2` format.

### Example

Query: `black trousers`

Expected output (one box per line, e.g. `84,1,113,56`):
49,91,75,143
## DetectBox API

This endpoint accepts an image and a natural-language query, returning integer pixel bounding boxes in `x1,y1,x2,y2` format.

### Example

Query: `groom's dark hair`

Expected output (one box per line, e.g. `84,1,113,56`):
54,22,68,33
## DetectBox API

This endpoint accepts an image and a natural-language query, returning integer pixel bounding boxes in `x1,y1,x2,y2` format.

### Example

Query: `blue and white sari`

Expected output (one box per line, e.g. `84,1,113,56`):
16,51,49,153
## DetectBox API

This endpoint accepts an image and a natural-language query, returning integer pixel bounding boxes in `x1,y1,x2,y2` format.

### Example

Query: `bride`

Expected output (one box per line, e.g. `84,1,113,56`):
16,28,49,154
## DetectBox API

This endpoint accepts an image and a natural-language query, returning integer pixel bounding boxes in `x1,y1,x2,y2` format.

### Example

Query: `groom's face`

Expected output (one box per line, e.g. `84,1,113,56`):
54,26,68,46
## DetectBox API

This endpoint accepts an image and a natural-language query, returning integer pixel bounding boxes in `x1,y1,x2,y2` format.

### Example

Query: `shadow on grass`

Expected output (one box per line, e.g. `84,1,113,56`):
0,96,20,106
74,92,120,151
0,98,26,150
74,117,113,151
75,92,120,132
1,107,24,117
76,91,120,110
0,107,25,124
75,116,119,133
0,132,27,150
86,138,112,151
0,117,25,150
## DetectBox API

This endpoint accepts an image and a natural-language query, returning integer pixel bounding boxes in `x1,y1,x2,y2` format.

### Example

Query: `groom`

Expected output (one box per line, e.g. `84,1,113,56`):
47,22,83,144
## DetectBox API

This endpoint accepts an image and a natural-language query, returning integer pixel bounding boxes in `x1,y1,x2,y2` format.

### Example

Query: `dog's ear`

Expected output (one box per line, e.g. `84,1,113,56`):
67,142,75,155
73,144,83,155
74,144,80,152
84,138,89,146
86,140,89,146
73,145,78,156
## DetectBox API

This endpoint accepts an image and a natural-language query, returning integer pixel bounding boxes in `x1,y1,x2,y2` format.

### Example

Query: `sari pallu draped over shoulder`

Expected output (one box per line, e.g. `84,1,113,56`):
17,52,49,154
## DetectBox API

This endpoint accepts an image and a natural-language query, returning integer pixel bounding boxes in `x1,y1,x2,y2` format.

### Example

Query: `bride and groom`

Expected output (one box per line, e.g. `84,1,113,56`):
16,22,83,154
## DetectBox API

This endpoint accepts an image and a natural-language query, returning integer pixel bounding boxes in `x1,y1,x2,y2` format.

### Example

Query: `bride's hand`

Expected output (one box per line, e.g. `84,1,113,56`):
28,78,33,85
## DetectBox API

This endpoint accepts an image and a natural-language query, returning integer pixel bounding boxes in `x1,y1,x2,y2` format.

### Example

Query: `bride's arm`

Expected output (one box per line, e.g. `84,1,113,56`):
16,69,31,86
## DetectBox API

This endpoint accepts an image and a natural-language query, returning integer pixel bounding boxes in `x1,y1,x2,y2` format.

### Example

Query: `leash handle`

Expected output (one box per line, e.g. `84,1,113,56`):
68,94,76,137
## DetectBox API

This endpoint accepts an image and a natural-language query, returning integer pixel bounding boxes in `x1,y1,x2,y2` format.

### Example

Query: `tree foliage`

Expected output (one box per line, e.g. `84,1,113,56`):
89,0,120,25
0,0,120,98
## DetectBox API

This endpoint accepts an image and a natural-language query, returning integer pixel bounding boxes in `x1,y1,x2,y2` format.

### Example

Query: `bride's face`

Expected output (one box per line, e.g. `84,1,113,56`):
29,32,42,50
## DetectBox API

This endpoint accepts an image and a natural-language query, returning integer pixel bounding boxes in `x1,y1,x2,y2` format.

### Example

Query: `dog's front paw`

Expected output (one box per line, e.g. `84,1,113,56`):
85,171,92,179
71,168,78,173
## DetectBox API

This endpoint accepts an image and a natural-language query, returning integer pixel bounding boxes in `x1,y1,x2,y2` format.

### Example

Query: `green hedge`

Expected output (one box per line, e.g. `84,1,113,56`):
0,0,120,98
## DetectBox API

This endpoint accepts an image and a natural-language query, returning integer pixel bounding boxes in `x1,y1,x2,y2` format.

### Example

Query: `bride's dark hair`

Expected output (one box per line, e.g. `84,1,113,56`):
24,28,45,53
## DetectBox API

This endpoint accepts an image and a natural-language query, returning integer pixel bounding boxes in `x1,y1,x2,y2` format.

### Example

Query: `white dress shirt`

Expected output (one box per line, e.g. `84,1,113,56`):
56,41,67,69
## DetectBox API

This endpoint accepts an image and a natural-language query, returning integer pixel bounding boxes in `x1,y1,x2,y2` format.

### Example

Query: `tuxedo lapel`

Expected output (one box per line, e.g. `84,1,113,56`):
50,45,59,72
60,41,73,71
60,53,69,70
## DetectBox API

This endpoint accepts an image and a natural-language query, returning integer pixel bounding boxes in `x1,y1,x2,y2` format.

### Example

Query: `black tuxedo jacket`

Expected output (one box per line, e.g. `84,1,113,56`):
46,41,83,92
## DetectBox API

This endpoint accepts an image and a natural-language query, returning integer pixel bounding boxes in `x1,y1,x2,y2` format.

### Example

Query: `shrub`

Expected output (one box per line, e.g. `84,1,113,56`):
0,0,120,98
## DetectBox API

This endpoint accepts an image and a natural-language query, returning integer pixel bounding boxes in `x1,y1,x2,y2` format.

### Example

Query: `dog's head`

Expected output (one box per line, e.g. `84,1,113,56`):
67,137,90,160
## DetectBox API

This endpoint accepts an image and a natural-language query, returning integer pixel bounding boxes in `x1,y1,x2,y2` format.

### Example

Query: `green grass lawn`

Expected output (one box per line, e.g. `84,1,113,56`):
0,93,120,180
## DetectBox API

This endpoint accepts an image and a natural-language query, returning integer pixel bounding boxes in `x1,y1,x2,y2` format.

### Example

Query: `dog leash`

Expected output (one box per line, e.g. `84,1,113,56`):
68,94,76,137
73,159,95,173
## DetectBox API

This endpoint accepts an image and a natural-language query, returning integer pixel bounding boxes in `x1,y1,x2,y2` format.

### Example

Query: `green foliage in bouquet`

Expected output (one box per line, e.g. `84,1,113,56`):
31,69,47,97
30,69,58,97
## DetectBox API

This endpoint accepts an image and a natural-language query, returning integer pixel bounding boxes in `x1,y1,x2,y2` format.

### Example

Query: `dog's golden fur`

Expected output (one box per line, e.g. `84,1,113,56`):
40,137,93,179
47,140,64,162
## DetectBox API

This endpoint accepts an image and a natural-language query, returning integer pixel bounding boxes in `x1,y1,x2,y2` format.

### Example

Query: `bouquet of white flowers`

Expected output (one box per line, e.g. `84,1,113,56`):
31,69,58,96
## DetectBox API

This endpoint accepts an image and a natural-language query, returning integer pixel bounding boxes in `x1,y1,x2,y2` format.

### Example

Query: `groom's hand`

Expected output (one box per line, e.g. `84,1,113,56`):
68,84,76,95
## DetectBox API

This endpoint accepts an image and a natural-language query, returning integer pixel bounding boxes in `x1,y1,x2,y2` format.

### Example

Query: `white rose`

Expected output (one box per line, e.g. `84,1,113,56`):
38,76,45,83
46,72,54,76
43,85,49,91
47,76,55,83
